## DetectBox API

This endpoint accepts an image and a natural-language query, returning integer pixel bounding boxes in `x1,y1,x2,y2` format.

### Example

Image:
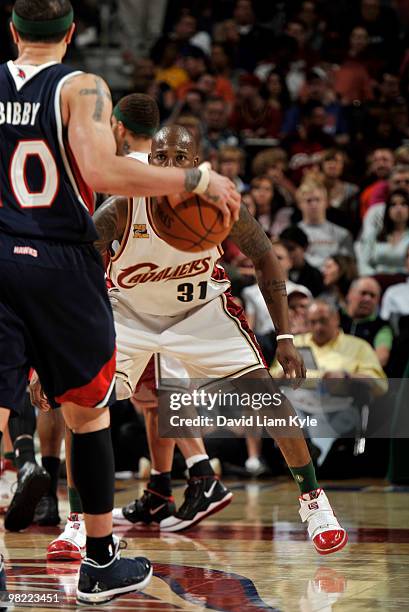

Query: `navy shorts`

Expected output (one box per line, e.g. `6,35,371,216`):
0,234,116,413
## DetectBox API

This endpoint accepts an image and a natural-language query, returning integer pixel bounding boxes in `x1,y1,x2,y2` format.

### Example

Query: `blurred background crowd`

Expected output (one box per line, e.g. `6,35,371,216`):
1,0,409,482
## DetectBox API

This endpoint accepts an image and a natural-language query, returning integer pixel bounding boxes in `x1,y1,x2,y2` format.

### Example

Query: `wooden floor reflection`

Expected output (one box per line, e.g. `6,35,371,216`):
2,478,409,611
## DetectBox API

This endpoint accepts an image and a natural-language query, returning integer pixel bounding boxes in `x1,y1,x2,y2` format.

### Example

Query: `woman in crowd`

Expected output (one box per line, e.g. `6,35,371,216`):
250,175,293,237
357,189,409,275
320,254,358,308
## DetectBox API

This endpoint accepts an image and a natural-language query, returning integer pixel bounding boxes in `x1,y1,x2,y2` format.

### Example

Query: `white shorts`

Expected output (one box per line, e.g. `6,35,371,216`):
110,290,266,399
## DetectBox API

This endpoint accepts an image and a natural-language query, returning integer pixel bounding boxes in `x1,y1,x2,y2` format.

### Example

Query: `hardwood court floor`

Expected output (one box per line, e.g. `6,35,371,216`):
2,478,409,611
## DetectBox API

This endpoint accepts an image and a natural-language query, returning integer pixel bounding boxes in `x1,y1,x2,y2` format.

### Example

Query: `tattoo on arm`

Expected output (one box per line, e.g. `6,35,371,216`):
184,168,201,192
229,203,272,262
258,279,287,306
93,196,127,255
79,77,111,122
230,204,288,330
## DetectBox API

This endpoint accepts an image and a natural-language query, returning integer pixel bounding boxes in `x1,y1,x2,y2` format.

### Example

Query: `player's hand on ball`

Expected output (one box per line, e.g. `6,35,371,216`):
203,171,241,227
276,340,306,385
29,372,51,412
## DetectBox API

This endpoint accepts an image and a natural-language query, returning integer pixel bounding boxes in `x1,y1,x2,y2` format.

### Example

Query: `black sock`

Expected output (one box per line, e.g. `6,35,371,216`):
42,456,60,497
86,534,115,566
189,459,215,479
149,472,172,497
71,428,114,514
13,436,36,469
0,431,2,446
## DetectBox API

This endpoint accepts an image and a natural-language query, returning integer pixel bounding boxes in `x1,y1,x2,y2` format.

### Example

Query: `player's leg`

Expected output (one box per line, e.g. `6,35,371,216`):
5,393,50,532
47,425,85,561
22,251,153,604
34,409,64,526
239,367,347,554
160,434,233,532
169,294,347,554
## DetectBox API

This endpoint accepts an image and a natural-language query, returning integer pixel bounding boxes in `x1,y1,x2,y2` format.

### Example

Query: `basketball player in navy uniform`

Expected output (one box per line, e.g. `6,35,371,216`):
0,0,239,604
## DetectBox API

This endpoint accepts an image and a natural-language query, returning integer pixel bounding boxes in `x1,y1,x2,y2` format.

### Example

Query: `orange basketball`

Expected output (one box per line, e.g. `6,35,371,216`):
148,194,233,252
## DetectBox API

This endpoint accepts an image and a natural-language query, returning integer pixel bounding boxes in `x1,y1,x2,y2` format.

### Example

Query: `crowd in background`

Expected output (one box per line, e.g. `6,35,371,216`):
2,0,409,480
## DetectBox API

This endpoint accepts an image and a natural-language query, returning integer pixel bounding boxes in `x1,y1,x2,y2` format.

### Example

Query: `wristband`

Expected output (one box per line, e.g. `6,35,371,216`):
193,162,210,195
276,334,294,341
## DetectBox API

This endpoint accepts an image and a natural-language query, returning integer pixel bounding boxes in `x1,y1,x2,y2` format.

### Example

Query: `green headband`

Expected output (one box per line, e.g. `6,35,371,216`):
113,104,157,137
12,9,74,35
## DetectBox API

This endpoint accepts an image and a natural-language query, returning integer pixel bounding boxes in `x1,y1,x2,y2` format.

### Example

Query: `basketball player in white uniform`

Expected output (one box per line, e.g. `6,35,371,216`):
39,95,347,555
94,101,347,554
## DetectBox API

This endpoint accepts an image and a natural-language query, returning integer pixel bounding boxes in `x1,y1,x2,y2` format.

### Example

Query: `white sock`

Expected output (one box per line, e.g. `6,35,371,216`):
186,454,209,470
151,468,161,476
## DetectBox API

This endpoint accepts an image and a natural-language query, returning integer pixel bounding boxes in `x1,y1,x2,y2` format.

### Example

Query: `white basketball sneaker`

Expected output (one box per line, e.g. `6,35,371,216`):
299,489,348,555
47,512,86,561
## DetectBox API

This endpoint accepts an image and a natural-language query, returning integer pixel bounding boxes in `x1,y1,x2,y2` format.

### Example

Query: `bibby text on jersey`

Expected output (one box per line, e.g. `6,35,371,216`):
0,61,97,243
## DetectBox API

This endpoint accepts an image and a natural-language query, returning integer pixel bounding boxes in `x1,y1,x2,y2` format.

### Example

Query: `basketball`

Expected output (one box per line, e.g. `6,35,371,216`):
148,194,233,252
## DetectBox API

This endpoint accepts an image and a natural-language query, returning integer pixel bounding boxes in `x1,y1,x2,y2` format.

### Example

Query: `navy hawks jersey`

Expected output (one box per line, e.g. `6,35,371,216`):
0,61,97,243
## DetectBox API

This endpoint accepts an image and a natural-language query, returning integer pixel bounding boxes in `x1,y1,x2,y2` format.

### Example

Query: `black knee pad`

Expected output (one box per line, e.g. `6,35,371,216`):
71,427,114,514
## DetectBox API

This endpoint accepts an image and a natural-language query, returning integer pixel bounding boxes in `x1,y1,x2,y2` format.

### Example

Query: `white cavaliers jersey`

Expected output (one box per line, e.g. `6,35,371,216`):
108,152,231,315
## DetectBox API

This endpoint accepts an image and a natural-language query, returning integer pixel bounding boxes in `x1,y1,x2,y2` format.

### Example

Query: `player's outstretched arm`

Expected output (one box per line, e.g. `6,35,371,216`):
62,74,239,225
229,204,306,379
93,196,129,257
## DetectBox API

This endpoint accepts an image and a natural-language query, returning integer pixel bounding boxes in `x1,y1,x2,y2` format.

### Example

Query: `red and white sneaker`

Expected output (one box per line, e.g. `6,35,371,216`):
299,489,348,555
47,513,86,562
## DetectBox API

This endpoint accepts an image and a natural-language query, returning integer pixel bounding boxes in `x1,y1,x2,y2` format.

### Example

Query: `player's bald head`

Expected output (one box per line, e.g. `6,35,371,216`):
150,125,199,168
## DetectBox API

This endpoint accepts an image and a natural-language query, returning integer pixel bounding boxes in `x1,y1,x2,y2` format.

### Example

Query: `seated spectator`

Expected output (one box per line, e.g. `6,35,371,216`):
170,88,205,120
280,225,324,297
320,148,360,234
262,68,291,129
320,255,358,309
229,73,283,139
270,299,387,465
283,101,335,184
359,148,394,218
296,179,355,269
350,0,400,65
341,277,393,368
210,43,235,82
217,146,248,194
154,40,188,90
361,164,409,240
152,13,211,63
320,149,359,212
231,0,272,72
282,68,349,141
242,240,311,366
283,20,320,99
334,27,374,104
288,286,313,334
251,176,293,237
201,96,239,159
176,45,207,99
196,71,235,112
357,190,409,275
380,247,409,322
252,148,296,205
